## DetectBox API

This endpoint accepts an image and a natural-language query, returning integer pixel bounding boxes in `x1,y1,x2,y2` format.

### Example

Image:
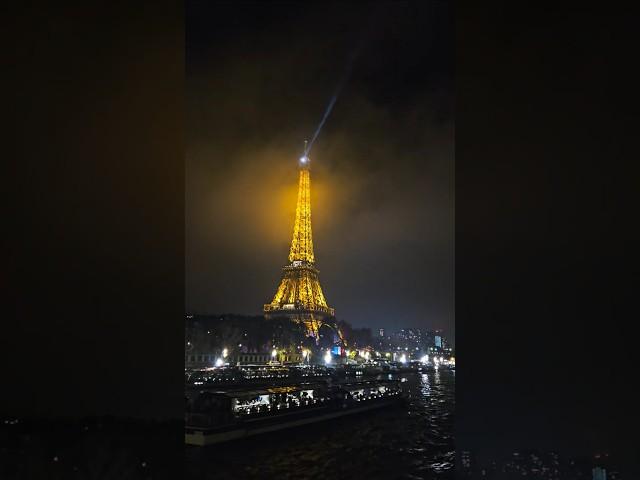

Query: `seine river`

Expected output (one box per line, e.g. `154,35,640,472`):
186,369,455,480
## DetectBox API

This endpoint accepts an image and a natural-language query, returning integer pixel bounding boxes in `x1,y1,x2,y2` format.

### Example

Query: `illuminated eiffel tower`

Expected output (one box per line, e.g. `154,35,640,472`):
264,149,335,340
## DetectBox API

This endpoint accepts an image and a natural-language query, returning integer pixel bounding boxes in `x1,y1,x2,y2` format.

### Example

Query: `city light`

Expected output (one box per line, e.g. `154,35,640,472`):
222,348,228,358
215,358,224,367
420,355,429,363
324,351,331,364
399,354,407,364
271,349,277,358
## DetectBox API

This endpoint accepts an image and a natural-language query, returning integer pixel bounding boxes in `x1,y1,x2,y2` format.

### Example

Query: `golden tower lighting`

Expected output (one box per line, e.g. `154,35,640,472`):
264,153,335,339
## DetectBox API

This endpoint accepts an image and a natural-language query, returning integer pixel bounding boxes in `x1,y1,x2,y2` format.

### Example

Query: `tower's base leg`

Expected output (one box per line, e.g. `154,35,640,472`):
303,316,322,343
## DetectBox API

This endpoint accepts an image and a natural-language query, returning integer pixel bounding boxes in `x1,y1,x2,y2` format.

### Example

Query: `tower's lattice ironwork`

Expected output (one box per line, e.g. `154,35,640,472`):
264,154,335,339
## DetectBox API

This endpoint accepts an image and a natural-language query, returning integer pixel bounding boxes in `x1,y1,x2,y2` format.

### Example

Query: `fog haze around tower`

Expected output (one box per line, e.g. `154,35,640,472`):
186,2,454,340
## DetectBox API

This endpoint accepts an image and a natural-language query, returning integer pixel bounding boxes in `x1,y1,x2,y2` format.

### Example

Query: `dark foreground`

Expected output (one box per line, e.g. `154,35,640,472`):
186,369,455,480
0,417,183,479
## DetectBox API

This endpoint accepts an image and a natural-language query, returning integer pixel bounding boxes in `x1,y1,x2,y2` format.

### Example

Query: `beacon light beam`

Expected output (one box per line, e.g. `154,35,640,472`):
304,93,339,157
303,9,378,157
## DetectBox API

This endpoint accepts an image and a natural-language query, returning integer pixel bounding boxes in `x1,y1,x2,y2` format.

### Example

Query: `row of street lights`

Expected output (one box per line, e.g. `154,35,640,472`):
203,345,452,368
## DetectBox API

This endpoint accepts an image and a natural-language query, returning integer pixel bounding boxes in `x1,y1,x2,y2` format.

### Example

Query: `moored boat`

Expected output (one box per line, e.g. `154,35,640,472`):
185,379,407,446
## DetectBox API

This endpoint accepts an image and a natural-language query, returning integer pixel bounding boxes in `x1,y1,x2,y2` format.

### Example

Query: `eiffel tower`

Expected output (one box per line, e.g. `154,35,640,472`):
264,149,335,340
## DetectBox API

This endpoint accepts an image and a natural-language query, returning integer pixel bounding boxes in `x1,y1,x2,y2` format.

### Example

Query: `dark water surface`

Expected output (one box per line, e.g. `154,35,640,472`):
186,369,455,480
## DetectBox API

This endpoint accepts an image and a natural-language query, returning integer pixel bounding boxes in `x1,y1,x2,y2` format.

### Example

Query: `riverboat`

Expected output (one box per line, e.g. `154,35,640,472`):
185,379,407,446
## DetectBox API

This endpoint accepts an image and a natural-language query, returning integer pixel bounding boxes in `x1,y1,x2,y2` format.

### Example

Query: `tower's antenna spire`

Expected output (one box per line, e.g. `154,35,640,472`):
299,140,310,167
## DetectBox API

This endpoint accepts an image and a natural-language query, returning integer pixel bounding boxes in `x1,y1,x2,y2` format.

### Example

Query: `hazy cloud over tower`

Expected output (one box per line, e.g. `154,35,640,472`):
186,2,454,339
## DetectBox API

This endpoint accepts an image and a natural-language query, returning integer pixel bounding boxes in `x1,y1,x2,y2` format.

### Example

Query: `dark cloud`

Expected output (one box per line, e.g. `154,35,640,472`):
186,1,454,340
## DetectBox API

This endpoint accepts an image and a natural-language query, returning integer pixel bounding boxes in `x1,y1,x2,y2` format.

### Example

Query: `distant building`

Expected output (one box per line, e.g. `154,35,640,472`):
593,467,607,480
185,352,216,369
230,352,271,365
185,351,302,368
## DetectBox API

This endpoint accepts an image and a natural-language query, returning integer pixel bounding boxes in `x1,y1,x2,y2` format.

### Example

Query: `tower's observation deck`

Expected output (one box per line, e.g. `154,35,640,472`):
264,155,335,338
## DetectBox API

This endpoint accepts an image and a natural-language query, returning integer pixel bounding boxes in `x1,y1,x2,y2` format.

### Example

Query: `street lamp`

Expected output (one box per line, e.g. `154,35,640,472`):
324,351,331,365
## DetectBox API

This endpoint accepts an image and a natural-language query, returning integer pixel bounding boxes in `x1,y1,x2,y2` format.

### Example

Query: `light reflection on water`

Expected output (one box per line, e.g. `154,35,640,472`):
186,369,454,480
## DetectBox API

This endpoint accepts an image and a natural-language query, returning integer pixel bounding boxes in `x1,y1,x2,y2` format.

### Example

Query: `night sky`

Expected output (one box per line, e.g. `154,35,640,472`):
185,2,454,338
